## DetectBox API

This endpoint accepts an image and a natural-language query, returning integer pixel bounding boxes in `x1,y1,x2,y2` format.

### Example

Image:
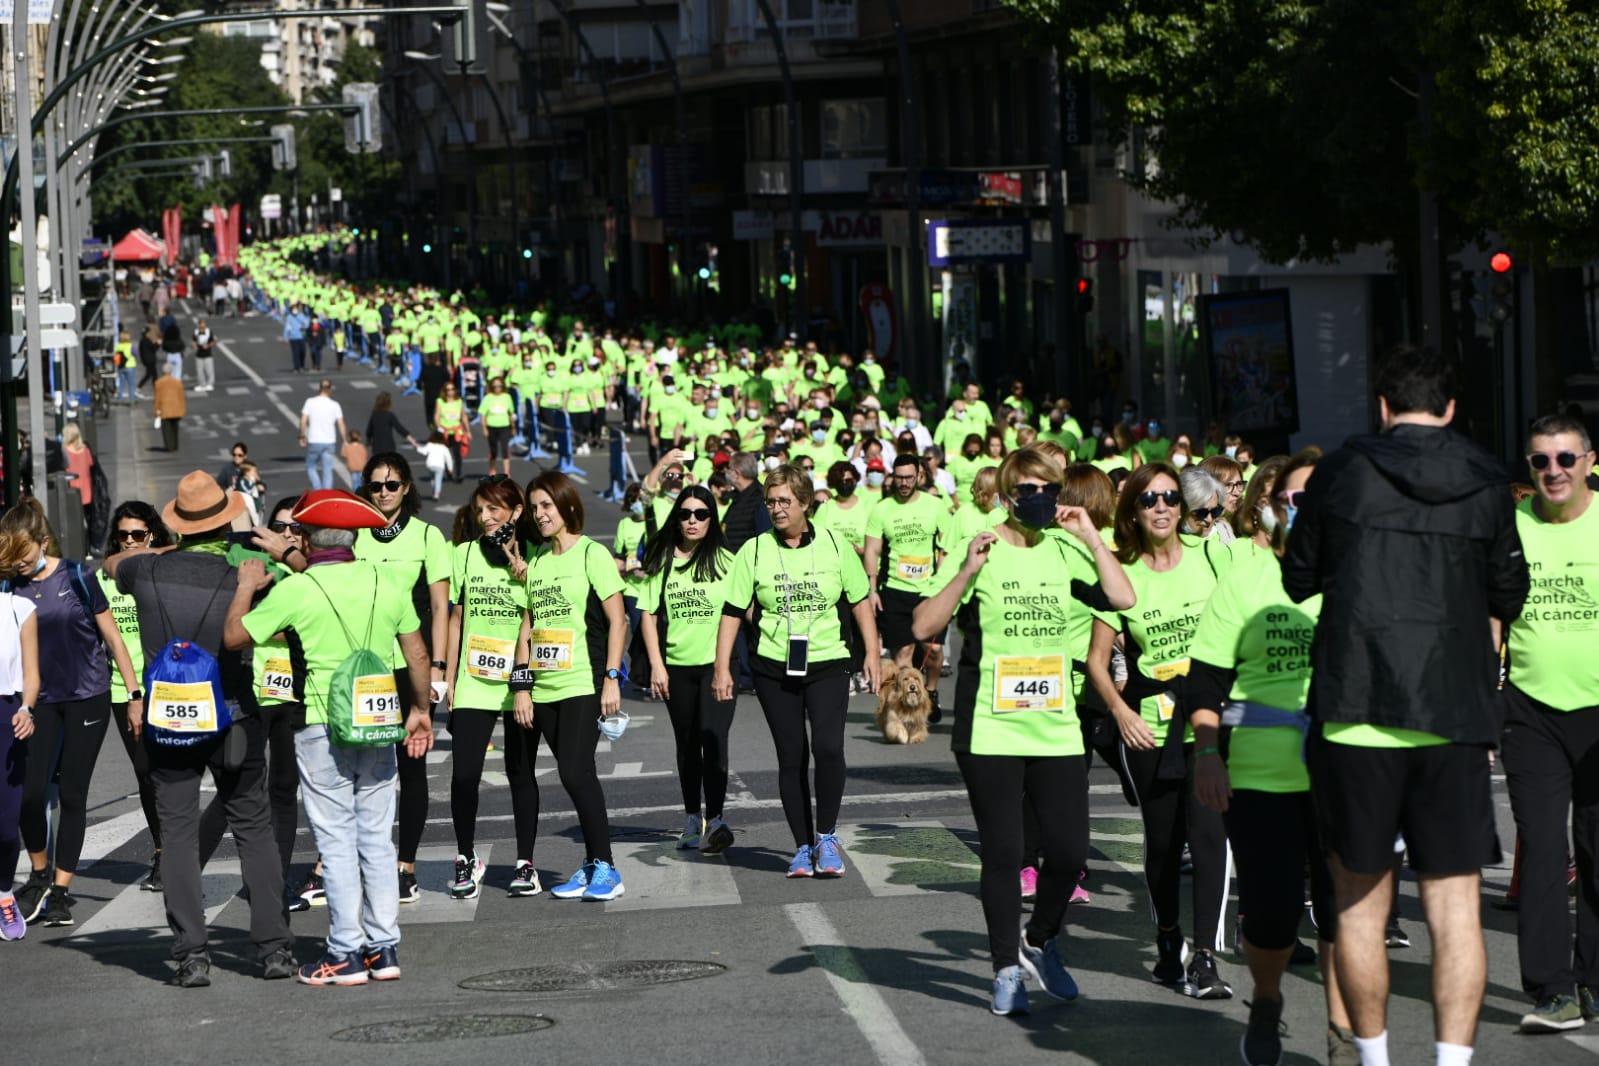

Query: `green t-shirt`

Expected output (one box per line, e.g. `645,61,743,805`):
99,571,144,704
247,559,299,707
481,391,516,428
450,539,531,712
241,561,420,727
613,518,649,597
724,526,869,666
1096,537,1224,742
923,535,1087,756
637,550,736,667
1188,540,1320,792
1135,436,1173,463
522,536,626,701
864,492,953,594
812,495,876,554
1038,528,1106,701
953,503,1007,543
356,516,451,669
1323,723,1449,748
1507,496,1599,711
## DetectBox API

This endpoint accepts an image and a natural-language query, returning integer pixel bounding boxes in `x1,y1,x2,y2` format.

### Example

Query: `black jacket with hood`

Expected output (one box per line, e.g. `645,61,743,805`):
1281,422,1528,744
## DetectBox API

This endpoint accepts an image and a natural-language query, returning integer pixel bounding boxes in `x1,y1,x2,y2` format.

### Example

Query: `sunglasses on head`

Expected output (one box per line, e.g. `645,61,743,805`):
677,508,714,523
369,479,406,493
1528,451,1581,471
1189,505,1225,521
1012,482,1062,499
268,521,304,534
1138,489,1183,510
1276,489,1307,508
115,528,151,543
478,473,511,485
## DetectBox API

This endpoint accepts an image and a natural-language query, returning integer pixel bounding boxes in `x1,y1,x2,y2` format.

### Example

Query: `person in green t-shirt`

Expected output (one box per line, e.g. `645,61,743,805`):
913,447,1132,1015
1186,449,1350,1060
444,478,533,900
514,471,628,903
1086,461,1233,1000
637,485,739,855
864,453,955,702
612,483,651,689
479,376,519,478
712,464,880,879
1502,414,1599,1032
811,461,875,564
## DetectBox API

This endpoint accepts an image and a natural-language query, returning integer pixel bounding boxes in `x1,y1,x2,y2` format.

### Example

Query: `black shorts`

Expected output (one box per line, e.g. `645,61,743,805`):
877,586,922,654
487,425,513,458
1307,729,1501,876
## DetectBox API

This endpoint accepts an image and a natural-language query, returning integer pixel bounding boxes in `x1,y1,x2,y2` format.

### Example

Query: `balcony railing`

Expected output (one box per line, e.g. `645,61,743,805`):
725,0,857,44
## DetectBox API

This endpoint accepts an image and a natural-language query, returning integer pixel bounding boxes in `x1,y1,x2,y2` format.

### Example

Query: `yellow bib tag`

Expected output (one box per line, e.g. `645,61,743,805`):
992,655,1066,713
529,628,575,671
259,656,294,702
353,673,402,728
148,680,218,732
1151,659,1191,683
464,633,515,681
1155,692,1177,722
895,554,933,582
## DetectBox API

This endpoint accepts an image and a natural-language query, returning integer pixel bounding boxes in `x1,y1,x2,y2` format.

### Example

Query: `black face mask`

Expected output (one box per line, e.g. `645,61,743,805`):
479,522,516,566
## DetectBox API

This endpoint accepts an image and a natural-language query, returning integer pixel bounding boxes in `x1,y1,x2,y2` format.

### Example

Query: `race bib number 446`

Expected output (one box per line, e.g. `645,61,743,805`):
993,655,1065,713
148,681,219,732
353,673,402,728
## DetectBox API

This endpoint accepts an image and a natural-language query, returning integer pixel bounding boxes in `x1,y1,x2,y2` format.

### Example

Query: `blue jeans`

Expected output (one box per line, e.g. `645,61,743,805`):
306,442,336,489
293,725,400,956
116,366,137,401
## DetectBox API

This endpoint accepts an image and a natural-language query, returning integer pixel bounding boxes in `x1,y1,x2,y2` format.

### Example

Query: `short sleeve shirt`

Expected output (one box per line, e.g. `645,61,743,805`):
20,562,110,702
523,537,626,701
637,550,736,667
864,492,953,593
723,526,868,668
450,539,531,713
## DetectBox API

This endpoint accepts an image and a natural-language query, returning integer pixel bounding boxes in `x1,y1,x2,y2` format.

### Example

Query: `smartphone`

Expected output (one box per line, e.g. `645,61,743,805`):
681,450,695,463
785,634,809,677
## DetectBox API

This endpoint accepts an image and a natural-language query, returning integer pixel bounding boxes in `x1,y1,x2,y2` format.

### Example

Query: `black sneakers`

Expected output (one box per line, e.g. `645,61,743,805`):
398,867,420,904
141,852,163,892
1384,916,1410,949
40,886,73,928
15,868,50,923
172,953,212,988
1186,950,1233,1000
1153,926,1187,985
1241,996,1285,1065
261,947,297,981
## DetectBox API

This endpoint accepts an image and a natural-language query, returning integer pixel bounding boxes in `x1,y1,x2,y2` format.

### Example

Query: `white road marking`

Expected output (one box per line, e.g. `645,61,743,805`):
226,385,250,396
72,859,244,941
401,844,494,923
784,902,927,1066
604,838,741,911
212,335,351,488
837,820,978,898
14,805,152,881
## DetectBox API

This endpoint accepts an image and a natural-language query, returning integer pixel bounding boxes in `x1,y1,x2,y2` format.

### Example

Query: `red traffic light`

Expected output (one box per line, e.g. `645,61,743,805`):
1490,251,1513,274
1076,278,1092,295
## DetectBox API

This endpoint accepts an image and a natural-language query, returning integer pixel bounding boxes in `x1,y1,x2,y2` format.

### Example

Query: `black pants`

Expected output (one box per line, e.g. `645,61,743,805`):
150,715,293,961
450,707,513,859
1502,684,1599,1000
19,693,110,874
137,357,158,388
754,666,849,847
958,751,1089,971
503,693,614,865
161,417,180,452
393,669,428,865
1119,740,1231,951
664,664,736,819
198,702,299,880
111,699,161,850
1225,789,1336,951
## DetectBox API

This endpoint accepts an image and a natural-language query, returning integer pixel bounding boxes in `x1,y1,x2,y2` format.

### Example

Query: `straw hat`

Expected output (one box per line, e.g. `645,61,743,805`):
162,471,247,535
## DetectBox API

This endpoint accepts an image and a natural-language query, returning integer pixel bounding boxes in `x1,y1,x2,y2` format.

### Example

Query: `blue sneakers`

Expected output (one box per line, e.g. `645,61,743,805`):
814,833,846,876
0,893,24,940
1019,934,1079,1001
582,860,625,901
787,844,815,878
297,951,369,986
363,944,401,981
551,863,594,899
991,965,1029,1016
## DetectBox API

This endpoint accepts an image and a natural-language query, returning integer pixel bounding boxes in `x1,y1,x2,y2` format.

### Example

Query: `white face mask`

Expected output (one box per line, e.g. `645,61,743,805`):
1171,453,1190,469
1257,504,1279,534
813,398,827,411
866,471,885,487
1224,446,1237,459
905,418,919,430
664,385,677,394
706,407,719,419
763,456,782,471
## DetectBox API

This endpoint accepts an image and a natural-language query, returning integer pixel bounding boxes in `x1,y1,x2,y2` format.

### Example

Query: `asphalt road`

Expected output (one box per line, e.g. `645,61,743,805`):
3,301,1591,1065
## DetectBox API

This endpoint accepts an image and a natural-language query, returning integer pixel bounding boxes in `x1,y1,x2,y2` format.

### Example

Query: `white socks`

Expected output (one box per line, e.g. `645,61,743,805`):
1355,1031,1391,1066
1436,1043,1473,1066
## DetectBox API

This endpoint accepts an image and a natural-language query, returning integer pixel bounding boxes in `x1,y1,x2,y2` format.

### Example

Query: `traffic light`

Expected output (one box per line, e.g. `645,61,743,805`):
777,245,795,288
216,149,231,179
192,157,211,189
342,83,382,154
1076,277,1094,313
446,0,487,75
422,242,433,254
270,124,297,171
1489,252,1514,323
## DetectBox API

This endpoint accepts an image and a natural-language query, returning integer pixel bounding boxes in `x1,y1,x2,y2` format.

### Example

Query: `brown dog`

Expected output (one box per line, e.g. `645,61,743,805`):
876,663,930,744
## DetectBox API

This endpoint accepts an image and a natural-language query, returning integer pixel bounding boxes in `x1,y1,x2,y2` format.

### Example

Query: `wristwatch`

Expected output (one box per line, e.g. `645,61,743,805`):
128,689,144,702
605,668,622,681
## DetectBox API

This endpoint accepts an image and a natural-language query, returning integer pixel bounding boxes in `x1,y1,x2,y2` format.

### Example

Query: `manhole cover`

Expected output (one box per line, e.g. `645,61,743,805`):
460,960,726,995
331,1014,553,1044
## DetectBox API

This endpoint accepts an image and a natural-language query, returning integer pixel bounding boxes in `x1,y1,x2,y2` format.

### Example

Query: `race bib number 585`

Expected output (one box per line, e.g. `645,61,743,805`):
148,681,219,732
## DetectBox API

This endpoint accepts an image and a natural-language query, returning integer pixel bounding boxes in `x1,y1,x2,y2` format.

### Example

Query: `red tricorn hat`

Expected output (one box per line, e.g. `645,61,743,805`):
291,489,388,530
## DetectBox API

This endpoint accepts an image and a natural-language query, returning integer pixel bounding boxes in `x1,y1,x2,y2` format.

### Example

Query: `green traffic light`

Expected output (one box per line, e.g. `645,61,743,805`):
779,272,793,286
352,227,361,236
697,267,712,280
422,243,433,253
523,249,533,260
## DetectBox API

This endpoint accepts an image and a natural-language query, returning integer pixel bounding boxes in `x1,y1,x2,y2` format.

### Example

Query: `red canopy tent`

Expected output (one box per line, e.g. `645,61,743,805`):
110,228,166,263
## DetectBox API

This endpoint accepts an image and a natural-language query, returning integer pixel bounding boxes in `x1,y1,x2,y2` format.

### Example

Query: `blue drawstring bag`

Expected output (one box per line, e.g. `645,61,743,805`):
144,639,231,748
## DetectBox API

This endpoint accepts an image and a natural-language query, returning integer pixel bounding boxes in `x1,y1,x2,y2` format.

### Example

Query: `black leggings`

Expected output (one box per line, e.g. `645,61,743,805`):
507,693,613,865
393,669,428,864
20,693,111,874
664,664,736,819
958,751,1090,971
111,699,161,850
754,666,849,847
450,707,513,859
1119,740,1231,951
1224,788,1336,950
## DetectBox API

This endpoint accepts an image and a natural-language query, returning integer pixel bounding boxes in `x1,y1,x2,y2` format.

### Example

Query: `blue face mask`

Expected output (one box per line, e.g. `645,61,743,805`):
1283,504,1299,532
1147,421,1161,436
1010,492,1058,531
628,501,644,517
598,709,630,741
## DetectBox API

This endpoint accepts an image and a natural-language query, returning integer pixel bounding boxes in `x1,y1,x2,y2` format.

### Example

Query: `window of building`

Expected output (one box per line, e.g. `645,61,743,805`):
820,98,885,160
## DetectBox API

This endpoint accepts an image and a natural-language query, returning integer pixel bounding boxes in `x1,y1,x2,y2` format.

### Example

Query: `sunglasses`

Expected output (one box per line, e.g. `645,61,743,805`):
1189,506,1225,521
115,528,151,543
268,521,304,534
1013,483,1062,500
678,508,714,523
1276,490,1307,508
478,473,511,485
1528,451,1581,471
369,479,406,493
1138,490,1183,510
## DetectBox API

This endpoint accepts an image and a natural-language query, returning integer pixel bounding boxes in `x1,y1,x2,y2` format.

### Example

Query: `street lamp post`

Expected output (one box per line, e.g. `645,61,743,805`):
753,0,805,341
399,55,477,279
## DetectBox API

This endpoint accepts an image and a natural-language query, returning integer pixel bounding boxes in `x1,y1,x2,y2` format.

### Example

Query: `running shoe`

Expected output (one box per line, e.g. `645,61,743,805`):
1241,994,1285,1064
1522,994,1585,1033
1069,883,1091,905
290,870,326,912
1289,939,1317,966
787,844,815,878
928,691,943,726
15,868,49,923
297,951,369,986
1185,950,1232,1000
363,944,402,981
990,965,1029,1016
141,852,163,892
508,860,543,898
1018,933,1079,1001
1384,916,1409,948
1179,844,1194,875
172,953,211,988
1327,1024,1359,1066
581,860,625,901
814,833,847,877
40,886,73,928
677,813,704,850
1019,866,1039,900
398,867,420,904
0,894,24,940
449,853,486,900
551,863,594,899
261,947,296,980
701,818,735,856
1583,985,1599,1022
1152,926,1188,985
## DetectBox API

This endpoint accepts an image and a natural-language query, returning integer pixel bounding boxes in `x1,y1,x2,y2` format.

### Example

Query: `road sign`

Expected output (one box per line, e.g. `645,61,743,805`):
9,327,77,352
261,194,283,221
11,301,75,326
